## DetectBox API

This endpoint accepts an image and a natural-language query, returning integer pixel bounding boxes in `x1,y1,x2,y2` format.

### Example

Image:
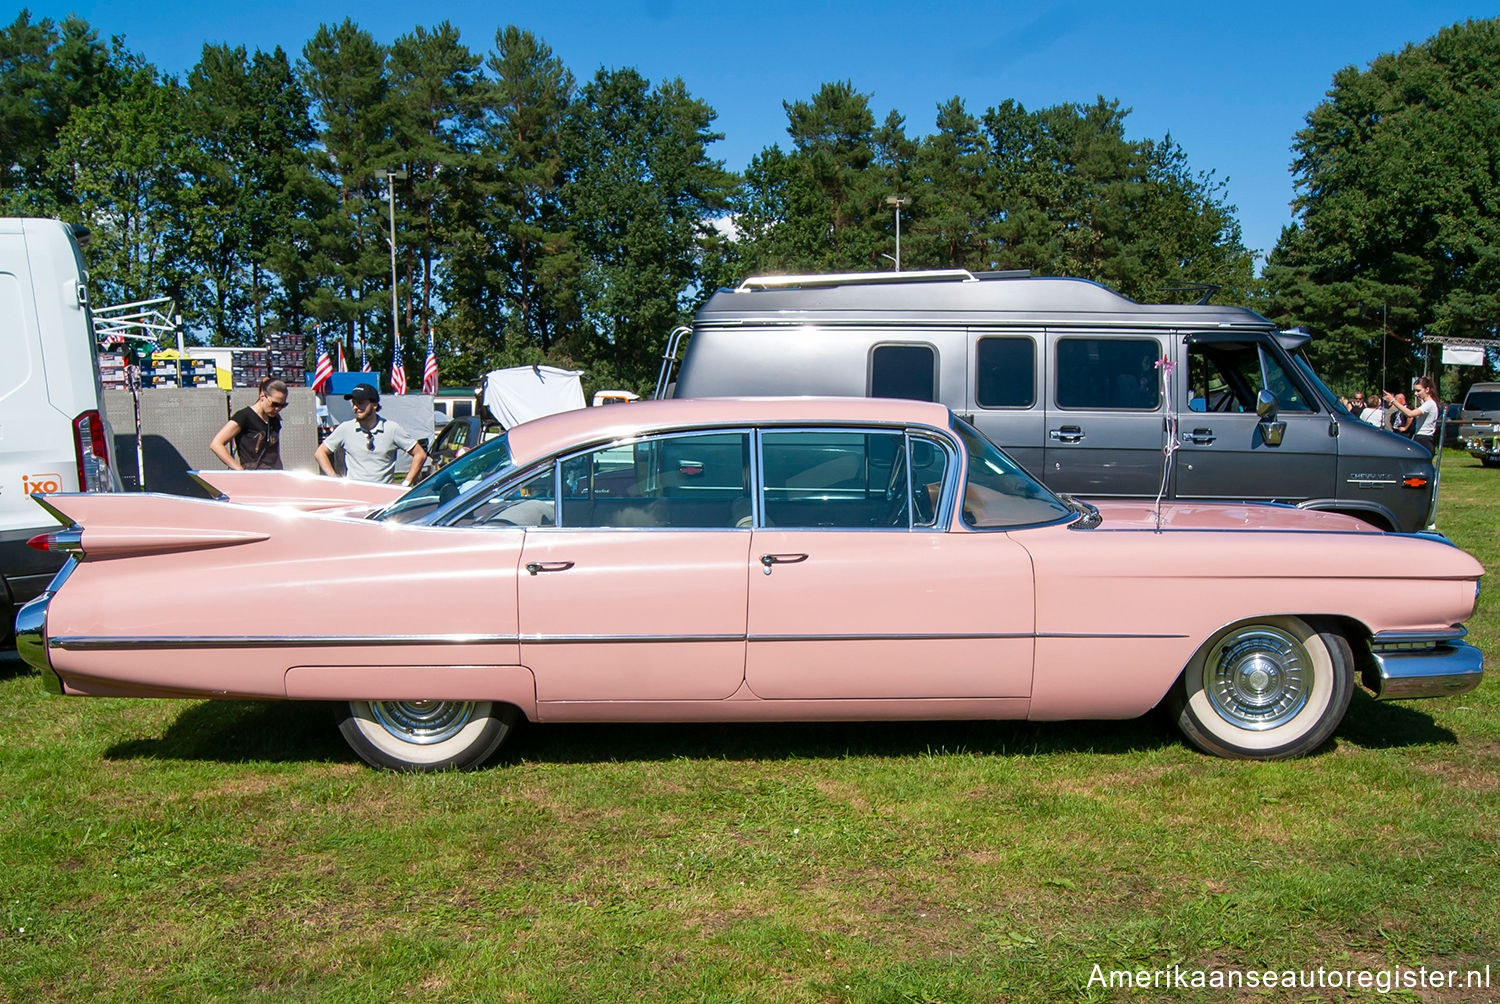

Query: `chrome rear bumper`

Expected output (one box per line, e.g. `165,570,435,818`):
1365,629,1483,701
15,591,62,694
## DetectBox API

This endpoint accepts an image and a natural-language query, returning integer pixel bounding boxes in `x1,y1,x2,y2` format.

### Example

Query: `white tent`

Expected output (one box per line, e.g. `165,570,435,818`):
481,365,587,427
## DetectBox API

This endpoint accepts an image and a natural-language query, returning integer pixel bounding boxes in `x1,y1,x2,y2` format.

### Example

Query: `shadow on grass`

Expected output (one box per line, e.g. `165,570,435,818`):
104,700,351,765
1335,689,1458,750
0,645,33,681
100,689,1462,769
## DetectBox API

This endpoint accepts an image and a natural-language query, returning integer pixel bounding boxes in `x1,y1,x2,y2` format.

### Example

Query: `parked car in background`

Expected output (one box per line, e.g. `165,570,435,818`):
18,398,1482,771
1,218,120,647
1460,383,1500,466
661,270,1437,533
426,414,503,472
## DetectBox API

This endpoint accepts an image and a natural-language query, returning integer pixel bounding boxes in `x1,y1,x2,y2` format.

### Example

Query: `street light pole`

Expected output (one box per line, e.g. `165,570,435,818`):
885,195,909,271
374,168,407,353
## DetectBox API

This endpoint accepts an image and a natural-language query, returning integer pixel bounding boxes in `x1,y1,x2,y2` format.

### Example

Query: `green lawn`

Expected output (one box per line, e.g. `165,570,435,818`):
3,451,1497,1003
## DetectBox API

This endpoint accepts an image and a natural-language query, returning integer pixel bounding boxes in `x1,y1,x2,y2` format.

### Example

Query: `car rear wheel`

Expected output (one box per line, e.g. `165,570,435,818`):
337,699,518,771
1170,616,1353,760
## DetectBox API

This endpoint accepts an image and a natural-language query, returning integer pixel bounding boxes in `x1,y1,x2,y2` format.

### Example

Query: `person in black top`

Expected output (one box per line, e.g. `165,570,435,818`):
210,377,288,470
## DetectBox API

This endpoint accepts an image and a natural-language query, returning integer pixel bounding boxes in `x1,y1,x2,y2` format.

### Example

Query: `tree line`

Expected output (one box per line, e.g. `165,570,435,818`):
3,12,1495,397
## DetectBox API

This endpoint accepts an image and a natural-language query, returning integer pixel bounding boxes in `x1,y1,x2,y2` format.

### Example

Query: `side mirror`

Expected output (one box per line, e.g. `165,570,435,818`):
1255,389,1279,419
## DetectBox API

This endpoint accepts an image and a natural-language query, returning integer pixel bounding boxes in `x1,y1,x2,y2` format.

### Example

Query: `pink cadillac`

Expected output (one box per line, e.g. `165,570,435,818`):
15,398,1484,770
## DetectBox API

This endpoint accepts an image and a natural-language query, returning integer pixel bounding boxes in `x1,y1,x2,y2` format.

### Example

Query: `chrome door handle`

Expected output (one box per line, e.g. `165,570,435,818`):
759,553,808,575
525,561,575,576
1183,429,1216,445
1048,426,1084,443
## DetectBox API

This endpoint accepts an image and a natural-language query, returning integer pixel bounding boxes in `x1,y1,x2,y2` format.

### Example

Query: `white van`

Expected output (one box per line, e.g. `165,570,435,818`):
1,218,121,644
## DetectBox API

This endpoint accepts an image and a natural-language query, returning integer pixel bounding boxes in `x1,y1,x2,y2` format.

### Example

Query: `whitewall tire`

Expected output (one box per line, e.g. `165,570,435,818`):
337,699,518,771
1170,616,1354,760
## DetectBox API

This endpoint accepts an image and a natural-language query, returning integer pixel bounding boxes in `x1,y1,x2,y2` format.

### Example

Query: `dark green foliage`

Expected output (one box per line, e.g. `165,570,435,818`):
1264,18,1500,397
0,14,1255,395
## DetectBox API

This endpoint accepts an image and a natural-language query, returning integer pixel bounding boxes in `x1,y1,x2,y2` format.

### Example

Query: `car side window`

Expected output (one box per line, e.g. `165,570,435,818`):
870,344,937,401
760,429,909,528
1055,338,1161,410
559,431,752,529
975,337,1036,408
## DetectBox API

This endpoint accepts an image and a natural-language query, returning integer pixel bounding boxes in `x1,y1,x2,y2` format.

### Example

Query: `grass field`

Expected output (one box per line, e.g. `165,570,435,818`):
3,452,1497,1003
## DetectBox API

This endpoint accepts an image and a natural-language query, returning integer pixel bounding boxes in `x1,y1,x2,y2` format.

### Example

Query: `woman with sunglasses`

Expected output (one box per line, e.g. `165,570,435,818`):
210,377,289,470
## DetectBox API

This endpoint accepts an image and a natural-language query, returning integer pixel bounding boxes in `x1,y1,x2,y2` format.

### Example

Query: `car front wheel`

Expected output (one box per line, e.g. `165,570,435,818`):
1170,616,1354,760
337,699,518,771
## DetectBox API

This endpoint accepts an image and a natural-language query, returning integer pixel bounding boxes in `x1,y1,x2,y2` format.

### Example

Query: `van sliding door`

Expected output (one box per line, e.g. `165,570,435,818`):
1043,334,1167,497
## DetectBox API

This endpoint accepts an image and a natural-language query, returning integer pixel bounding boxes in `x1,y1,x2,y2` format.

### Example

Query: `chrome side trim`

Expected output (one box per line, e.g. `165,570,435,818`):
749,632,1032,642
45,629,1188,651
50,634,521,650
523,633,743,644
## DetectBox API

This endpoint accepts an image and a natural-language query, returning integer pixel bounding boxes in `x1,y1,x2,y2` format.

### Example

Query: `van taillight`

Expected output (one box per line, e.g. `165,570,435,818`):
72,410,113,492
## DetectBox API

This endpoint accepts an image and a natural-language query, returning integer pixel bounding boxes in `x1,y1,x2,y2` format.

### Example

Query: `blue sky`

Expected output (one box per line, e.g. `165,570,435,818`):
27,0,1495,269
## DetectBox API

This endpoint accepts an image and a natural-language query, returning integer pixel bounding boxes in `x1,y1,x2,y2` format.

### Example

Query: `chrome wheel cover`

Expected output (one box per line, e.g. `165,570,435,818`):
1203,626,1311,731
367,700,477,746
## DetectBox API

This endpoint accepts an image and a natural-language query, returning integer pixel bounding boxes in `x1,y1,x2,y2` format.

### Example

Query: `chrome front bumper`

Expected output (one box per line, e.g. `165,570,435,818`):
15,591,62,694
1365,629,1483,701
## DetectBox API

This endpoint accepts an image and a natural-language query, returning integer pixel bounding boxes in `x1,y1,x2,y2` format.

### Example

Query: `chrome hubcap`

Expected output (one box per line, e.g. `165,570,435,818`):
368,700,475,745
1205,627,1311,730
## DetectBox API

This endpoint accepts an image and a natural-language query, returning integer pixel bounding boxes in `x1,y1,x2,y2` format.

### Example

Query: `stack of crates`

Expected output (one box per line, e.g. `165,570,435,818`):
266,331,306,386
98,351,127,390
231,348,269,388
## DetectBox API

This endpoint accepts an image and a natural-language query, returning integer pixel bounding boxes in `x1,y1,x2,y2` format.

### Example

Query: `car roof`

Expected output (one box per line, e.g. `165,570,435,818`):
504,396,954,466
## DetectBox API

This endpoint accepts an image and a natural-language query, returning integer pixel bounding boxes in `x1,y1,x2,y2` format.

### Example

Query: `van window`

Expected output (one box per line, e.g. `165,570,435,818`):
1464,390,1500,411
975,337,1035,408
870,344,936,401
1055,338,1160,410
1188,341,1313,413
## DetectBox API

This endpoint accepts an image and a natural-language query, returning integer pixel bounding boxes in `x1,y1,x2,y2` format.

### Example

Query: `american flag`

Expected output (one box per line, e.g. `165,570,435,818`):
311,329,333,394
390,335,408,395
360,339,371,372
422,331,439,395
336,340,348,372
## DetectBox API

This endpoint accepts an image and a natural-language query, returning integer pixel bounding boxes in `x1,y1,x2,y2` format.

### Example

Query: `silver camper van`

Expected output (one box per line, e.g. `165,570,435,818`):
660,270,1436,533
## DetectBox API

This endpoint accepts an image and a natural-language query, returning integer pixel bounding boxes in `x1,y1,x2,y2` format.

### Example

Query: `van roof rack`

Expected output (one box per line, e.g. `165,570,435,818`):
736,269,977,291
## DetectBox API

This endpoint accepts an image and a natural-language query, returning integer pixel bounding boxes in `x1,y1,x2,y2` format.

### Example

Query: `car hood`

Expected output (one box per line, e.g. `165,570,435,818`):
1087,500,1380,533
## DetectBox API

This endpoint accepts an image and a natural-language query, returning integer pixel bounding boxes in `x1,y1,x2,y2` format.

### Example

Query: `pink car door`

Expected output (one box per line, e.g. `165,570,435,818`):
746,429,1034,700
515,431,754,703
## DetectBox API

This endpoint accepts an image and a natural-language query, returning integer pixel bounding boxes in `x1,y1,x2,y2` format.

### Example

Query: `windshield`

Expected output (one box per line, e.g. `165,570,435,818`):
951,419,1072,528
373,433,513,524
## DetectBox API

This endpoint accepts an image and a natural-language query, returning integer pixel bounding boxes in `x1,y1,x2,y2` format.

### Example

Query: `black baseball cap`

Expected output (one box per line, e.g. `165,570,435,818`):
344,383,379,404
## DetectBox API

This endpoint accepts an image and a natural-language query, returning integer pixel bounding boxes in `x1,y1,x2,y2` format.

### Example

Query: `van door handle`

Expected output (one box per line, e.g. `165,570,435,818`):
1183,428,1216,445
1048,426,1085,443
525,561,575,575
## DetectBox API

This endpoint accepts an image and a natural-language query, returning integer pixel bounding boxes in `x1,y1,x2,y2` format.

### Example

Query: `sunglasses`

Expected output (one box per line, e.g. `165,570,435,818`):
266,399,287,410
364,428,377,451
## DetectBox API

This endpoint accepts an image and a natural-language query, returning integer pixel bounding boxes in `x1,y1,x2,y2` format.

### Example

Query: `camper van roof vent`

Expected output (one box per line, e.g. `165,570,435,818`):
736,269,977,292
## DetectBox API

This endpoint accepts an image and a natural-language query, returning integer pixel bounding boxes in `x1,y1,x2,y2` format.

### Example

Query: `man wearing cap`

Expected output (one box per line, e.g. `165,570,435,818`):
314,383,428,485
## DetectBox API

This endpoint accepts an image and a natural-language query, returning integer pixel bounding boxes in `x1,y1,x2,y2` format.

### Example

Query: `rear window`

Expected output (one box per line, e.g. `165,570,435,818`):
1464,390,1500,411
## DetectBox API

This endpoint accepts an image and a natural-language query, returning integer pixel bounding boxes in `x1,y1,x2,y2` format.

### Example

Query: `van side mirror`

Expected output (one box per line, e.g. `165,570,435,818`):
1256,390,1287,446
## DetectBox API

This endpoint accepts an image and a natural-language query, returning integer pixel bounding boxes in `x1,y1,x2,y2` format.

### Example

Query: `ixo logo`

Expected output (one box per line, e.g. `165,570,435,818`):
22,473,63,494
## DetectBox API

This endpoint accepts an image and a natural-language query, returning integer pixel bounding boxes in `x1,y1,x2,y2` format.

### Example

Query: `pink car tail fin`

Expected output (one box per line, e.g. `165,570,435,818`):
27,492,272,560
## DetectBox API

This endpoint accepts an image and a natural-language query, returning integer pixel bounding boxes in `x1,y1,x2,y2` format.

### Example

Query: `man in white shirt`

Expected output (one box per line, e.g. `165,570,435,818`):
315,383,428,485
